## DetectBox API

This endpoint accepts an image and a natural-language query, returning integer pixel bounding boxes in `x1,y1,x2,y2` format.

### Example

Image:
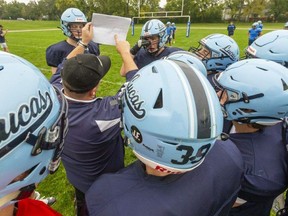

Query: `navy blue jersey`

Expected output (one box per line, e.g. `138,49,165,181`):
134,46,182,69
227,24,236,34
50,65,137,193
0,29,6,43
228,123,288,216
86,139,244,216
46,40,100,68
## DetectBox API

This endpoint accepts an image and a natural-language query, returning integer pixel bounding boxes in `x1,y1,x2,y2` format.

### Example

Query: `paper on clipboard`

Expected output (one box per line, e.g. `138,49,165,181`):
91,13,131,46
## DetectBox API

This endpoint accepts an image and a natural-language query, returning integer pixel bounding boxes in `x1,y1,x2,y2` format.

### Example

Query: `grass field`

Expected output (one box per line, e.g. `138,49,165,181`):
1,19,285,215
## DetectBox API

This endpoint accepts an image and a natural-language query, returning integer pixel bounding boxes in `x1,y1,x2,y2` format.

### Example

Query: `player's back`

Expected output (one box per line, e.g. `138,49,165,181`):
86,139,244,216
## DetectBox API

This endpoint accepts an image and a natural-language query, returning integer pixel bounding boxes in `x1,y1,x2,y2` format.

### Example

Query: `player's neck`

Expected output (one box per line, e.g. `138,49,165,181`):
66,38,78,47
232,121,259,133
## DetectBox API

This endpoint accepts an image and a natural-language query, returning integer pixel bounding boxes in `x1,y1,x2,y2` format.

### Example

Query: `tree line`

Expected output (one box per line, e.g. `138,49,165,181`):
0,0,287,22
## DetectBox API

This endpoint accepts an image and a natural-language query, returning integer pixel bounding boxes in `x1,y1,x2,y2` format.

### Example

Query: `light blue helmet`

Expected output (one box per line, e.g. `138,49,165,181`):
214,59,288,125
165,51,207,76
140,19,168,53
246,30,288,68
190,33,240,72
121,59,223,174
0,51,68,207
60,8,87,39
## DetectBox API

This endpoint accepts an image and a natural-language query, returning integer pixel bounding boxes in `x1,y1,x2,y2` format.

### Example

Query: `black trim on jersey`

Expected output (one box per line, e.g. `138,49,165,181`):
174,61,211,139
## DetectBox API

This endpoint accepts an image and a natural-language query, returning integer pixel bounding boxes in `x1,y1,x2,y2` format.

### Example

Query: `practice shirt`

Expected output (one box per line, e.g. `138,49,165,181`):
227,24,236,34
46,40,100,68
50,64,137,193
248,28,261,40
86,139,244,216
228,123,288,216
134,46,182,69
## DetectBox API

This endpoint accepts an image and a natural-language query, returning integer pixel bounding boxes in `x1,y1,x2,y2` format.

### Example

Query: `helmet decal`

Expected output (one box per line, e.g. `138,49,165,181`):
131,125,142,143
0,90,53,158
124,74,146,119
220,45,237,61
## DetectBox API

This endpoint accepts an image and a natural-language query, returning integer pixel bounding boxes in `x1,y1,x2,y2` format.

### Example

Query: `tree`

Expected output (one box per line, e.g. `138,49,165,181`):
5,1,26,20
268,0,288,21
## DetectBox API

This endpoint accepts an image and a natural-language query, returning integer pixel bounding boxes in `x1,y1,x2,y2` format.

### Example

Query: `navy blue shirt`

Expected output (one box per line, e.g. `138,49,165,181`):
134,46,182,69
46,40,100,68
228,123,288,216
0,29,6,43
86,139,244,216
227,24,236,36
50,64,137,193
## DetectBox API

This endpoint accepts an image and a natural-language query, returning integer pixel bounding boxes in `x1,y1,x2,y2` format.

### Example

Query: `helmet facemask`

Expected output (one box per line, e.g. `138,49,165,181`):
67,22,86,41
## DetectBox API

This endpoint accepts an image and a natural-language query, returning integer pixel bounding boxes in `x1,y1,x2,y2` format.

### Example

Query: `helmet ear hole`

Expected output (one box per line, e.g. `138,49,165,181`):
281,79,288,90
153,89,163,109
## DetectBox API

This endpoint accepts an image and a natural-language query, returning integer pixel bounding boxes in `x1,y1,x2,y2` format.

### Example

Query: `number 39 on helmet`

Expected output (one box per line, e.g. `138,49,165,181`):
121,59,223,174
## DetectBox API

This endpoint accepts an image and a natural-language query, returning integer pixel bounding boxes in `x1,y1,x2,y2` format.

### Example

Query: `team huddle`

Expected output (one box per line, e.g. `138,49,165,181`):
1,7,288,216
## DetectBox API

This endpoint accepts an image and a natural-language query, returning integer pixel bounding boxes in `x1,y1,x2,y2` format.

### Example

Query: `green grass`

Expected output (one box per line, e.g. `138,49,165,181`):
1,19,285,215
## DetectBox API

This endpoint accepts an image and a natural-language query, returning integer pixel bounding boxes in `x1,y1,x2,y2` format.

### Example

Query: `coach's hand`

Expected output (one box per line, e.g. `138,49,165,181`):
81,22,93,45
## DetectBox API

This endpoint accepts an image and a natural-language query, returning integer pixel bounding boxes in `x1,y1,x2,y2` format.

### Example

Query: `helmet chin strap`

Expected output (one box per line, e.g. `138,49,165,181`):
70,30,82,42
146,45,163,56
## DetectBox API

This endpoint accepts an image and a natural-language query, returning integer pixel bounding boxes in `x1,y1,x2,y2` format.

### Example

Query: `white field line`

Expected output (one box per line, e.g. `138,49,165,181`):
9,28,59,33
8,27,281,33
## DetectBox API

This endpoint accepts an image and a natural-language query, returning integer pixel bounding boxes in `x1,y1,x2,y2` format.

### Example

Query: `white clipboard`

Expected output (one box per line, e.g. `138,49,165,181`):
91,13,131,46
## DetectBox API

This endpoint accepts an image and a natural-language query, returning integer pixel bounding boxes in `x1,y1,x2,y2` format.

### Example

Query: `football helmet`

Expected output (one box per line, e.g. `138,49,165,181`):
189,33,240,72
214,59,288,125
246,30,288,68
121,59,223,174
60,8,87,40
140,19,168,54
0,51,68,208
165,51,207,76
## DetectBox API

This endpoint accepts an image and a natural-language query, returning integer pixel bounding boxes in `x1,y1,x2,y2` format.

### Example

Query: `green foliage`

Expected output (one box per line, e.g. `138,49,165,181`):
2,20,284,215
0,0,288,22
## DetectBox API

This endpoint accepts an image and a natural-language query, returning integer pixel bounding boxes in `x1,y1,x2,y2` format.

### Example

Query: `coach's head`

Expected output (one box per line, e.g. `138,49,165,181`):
61,54,111,99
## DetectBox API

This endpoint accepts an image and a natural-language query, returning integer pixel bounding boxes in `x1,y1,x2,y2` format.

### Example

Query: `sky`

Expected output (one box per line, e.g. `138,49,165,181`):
5,0,168,6
159,0,167,7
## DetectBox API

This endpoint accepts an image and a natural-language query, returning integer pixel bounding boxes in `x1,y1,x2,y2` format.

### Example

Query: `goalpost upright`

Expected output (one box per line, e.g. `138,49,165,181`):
131,0,191,37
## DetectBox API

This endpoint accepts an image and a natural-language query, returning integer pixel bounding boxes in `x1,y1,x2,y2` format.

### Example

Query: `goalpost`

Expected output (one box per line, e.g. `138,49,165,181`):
131,0,191,37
